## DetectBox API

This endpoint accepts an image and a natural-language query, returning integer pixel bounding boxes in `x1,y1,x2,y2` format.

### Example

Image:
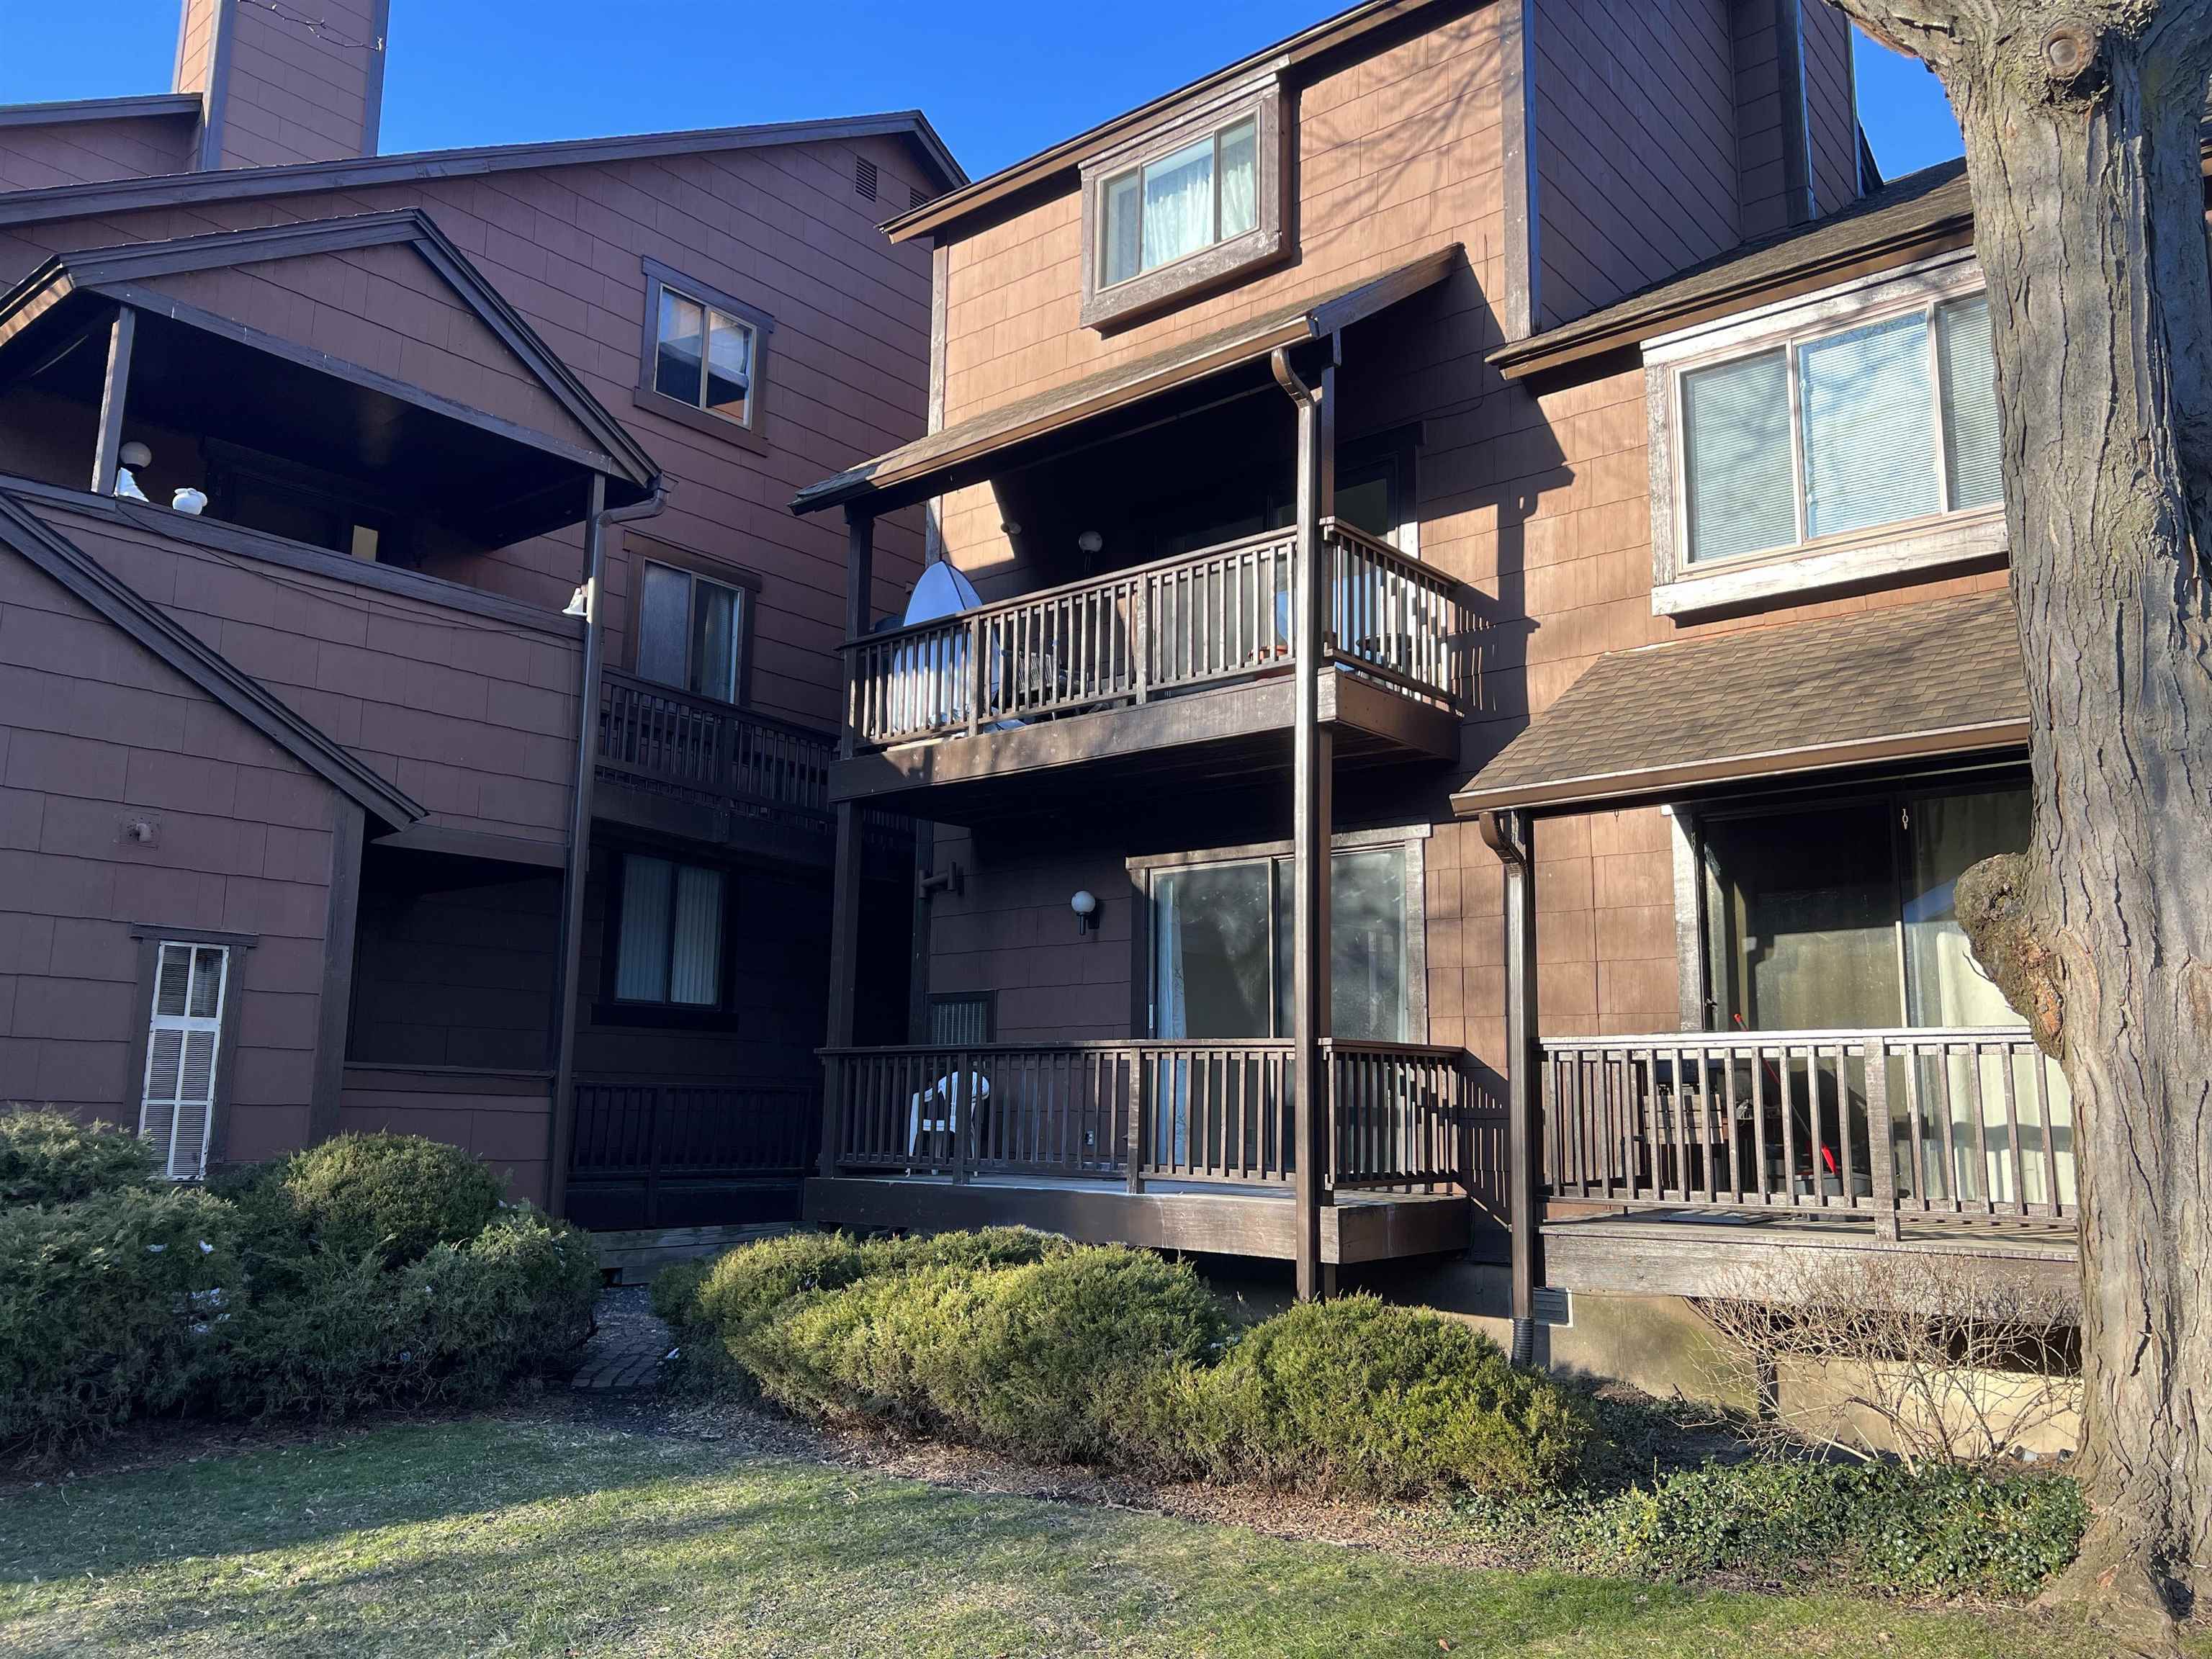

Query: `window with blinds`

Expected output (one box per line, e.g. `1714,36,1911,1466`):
614,854,724,1007
635,561,747,706
140,943,228,1181
1678,289,2000,564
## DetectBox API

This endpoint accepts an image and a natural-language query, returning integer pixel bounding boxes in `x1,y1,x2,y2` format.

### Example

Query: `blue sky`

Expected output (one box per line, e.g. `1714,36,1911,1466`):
2,1,1964,186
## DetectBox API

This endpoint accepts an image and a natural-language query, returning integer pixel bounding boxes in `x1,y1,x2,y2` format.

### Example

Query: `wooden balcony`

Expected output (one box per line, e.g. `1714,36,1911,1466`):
830,523,1476,823
1535,1028,2081,1302
594,668,907,868
565,1076,817,1230
806,1038,1498,1264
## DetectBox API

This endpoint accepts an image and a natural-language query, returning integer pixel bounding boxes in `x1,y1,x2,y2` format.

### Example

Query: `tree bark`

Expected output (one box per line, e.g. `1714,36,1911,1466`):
1822,1,2212,1640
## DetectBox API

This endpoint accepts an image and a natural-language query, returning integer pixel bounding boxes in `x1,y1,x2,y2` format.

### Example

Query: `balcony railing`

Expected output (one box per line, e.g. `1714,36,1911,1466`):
840,522,1474,751
1540,1028,2074,1233
819,1038,1480,1194
568,1076,819,1228
599,668,833,816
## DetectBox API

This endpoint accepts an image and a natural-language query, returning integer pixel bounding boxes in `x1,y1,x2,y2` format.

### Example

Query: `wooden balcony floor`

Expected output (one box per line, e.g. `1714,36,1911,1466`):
829,670,1459,826
806,1173,1470,1265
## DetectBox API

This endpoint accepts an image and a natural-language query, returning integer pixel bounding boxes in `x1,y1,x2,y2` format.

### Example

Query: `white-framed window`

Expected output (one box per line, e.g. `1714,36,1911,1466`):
635,559,750,705
1646,254,2006,617
613,854,724,1007
139,942,228,1181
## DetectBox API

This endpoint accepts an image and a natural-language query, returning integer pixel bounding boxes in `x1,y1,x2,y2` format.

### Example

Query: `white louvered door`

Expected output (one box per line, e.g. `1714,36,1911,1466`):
139,943,228,1180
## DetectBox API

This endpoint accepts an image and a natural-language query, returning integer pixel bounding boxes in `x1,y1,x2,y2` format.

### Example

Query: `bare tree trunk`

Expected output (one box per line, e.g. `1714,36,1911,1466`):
1823,2,2212,1641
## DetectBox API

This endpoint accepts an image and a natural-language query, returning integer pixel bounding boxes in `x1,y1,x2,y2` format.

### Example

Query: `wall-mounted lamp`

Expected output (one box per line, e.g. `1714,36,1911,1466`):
1071,889,1099,937
1076,529,1104,555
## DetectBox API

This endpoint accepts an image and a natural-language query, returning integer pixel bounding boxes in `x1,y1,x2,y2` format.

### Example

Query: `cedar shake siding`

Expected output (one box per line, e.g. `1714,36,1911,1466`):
0,534,341,1161
0,103,202,194
0,134,941,730
32,502,583,849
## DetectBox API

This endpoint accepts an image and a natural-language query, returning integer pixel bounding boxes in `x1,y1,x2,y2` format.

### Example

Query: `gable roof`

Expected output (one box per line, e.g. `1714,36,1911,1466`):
0,112,965,231
793,245,1464,516
0,209,661,496
1450,593,2026,815
0,492,426,831
881,0,1448,245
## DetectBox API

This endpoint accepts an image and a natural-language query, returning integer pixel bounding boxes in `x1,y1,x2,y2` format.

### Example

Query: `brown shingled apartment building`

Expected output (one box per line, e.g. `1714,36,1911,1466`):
0,0,961,1238
5,0,2074,1383
786,0,2074,1378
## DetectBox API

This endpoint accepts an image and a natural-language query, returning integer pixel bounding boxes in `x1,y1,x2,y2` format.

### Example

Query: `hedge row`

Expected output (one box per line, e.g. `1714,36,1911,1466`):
0,1113,601,1455
657,1227,2089,1598
655,1228,1593,1498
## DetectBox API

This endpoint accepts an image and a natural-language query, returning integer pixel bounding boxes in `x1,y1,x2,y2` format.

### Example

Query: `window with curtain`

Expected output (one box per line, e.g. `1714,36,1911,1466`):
1151,845,1411,1042
1100,115,1259,288
1678,289,1999,564
613,854,724,1007
635,560,748,705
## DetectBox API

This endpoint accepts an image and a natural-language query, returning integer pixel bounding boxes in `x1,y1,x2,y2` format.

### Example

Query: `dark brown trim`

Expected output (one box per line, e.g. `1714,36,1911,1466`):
89,306,134,497
360,0,392,156
1449,721,2033,817
309,801,365,1143
371,822,569,868
0,112,966,229
1077,75,1290,333
340,1062,554,1095
0,93,202,128
881,0,1464,243
1774,0,1815,226
0,492,425,828
547,474,608,1219
3,474,584,639
122,926,257,1174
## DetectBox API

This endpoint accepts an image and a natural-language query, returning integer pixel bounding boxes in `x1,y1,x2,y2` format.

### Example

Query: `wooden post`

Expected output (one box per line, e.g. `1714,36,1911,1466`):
89,307,135,496
1484,808,1542,1352
1863,1035,1901,1240
1274,346,1336,1302
821,511,874,1177
546,474,608,1219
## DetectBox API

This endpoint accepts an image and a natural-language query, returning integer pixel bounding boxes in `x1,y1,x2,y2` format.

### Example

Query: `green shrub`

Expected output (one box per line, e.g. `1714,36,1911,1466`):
0,1186,240,1452
0,1110,156,1206
265,1133,505,1267
1143,1294,1593,1497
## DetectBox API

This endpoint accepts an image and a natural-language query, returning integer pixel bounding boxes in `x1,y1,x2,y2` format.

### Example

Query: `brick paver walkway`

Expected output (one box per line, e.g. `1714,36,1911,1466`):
569,1285,674,1392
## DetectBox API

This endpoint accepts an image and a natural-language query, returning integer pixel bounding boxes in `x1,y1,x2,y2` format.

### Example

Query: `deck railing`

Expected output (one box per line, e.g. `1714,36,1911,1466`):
1539,1028,2074,1233
599,669,833,815
840,524,1472,750
819,1038,1480,1193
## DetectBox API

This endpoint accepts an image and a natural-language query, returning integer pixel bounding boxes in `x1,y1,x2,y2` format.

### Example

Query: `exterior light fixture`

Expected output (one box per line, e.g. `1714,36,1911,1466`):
1076,529,1104,554
1071,889,1099,935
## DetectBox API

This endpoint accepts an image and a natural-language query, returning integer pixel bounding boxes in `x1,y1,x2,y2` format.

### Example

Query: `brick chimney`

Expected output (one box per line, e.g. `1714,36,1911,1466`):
172,0,390,171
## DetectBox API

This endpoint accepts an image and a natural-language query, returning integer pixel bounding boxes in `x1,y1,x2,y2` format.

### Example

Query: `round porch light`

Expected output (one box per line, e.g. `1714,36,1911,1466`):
1071,889,1099,935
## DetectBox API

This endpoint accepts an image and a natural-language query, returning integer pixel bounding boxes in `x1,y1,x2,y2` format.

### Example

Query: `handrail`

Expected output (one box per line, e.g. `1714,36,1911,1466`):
601,667,839,749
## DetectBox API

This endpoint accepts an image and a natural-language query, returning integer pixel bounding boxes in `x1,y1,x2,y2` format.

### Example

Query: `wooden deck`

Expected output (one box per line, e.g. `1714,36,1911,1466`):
805,1174,1472,1265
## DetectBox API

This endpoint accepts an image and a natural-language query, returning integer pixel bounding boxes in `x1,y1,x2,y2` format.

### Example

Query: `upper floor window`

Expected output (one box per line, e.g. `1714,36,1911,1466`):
1079,79,1286,331
1647,256,2005,617
636,259,774,446
635,557,752,706
1680,290,1999,565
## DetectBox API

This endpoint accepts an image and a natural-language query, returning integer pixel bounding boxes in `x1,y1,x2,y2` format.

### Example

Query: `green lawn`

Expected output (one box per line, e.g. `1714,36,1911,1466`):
0,1414,2193,1659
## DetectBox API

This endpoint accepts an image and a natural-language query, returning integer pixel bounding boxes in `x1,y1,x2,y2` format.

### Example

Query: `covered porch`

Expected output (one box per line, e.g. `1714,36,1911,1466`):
1453,593,2078,1325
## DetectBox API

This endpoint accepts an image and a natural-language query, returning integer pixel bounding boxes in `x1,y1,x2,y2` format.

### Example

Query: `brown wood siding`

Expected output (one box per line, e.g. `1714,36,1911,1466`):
0,538,338,1159
935,4,1506,585
181,0,383,171
1730,0,1791,238
135,241,610,457
350,864,562,1070
1800,0,1859,212
1529,0,1738,328
0,115,199,194
0,133,937,731
337,1065,554,1205
36,502,583,847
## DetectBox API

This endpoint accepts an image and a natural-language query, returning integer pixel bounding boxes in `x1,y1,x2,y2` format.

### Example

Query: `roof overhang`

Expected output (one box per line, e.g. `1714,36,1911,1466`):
791,244,1464,518
0,93,202,130
1450,593,2029,817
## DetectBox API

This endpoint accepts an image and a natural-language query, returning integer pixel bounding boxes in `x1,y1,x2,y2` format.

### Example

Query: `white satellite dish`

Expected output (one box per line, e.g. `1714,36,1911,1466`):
890,559,1020,734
